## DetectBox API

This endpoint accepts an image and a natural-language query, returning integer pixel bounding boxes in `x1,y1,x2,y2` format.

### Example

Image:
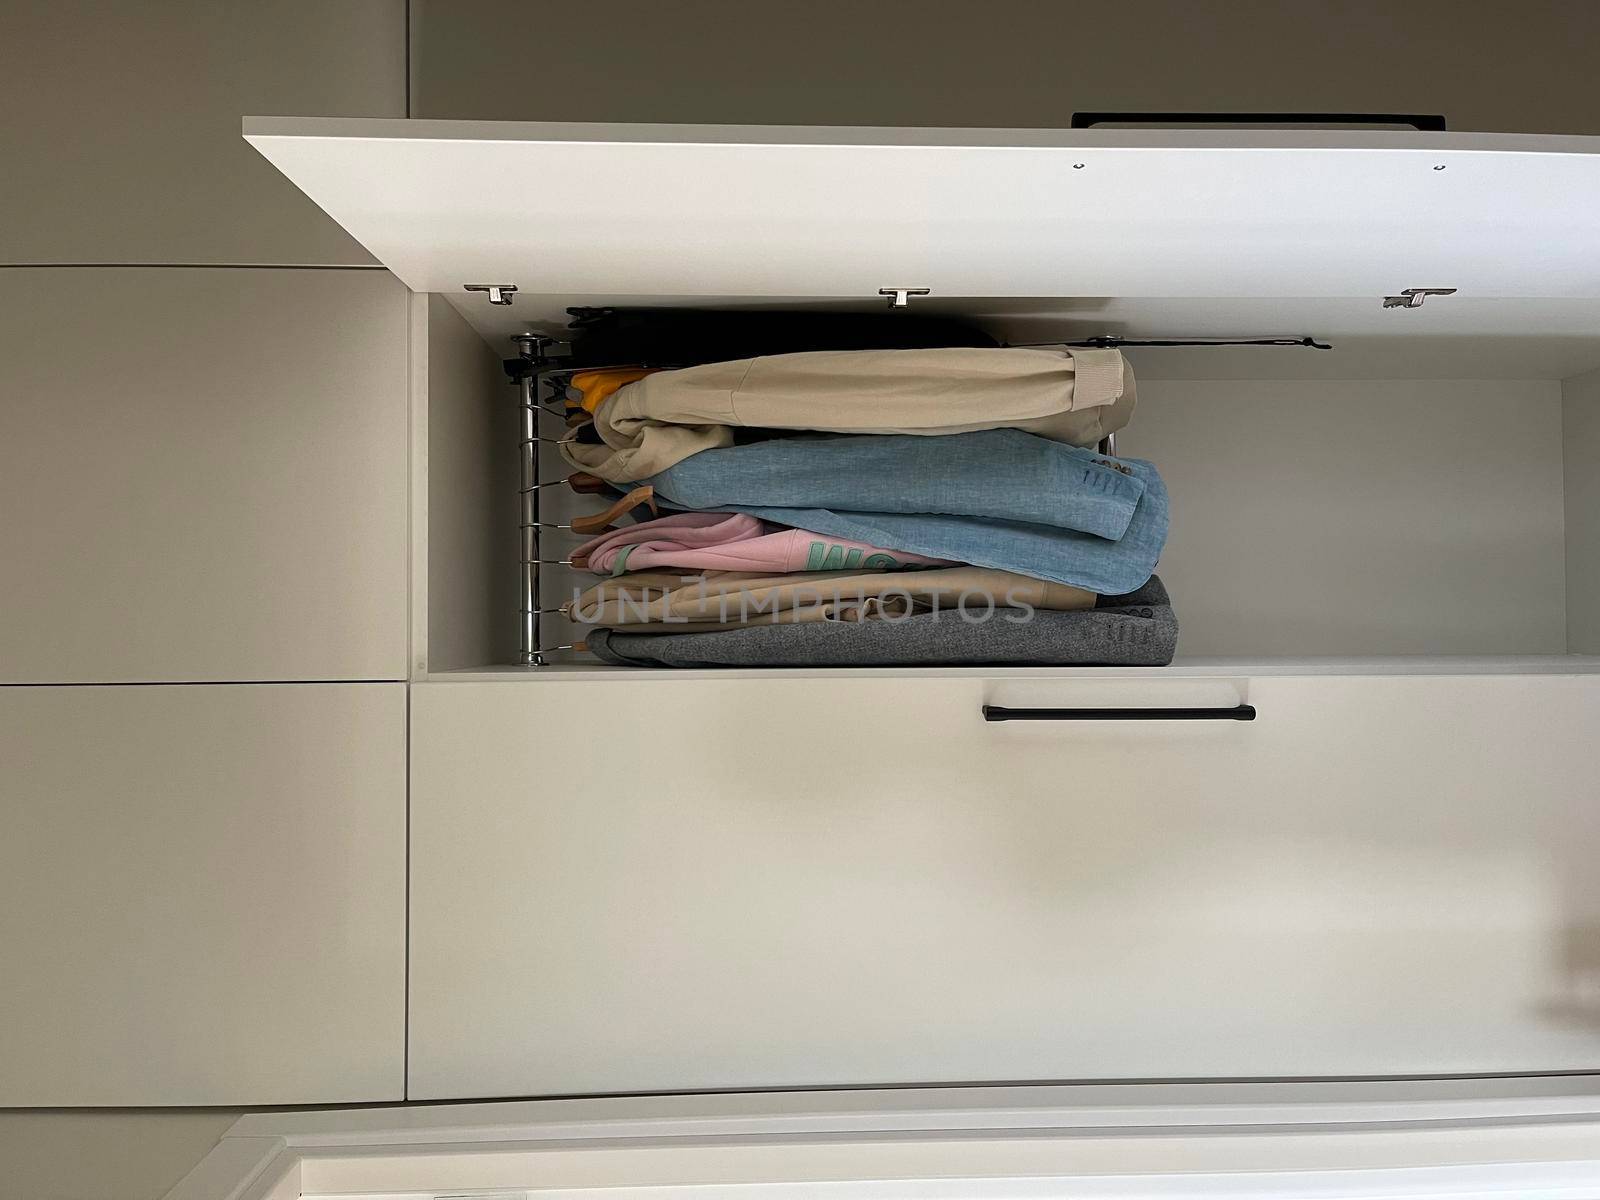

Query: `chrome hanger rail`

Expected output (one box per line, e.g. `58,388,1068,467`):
1018,335,1333,350
510,337,572,666
507,336,686,665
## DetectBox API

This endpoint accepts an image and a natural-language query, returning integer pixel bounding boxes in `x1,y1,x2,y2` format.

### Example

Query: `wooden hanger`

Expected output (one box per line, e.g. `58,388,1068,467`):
566,472,613,494
569,485,658,535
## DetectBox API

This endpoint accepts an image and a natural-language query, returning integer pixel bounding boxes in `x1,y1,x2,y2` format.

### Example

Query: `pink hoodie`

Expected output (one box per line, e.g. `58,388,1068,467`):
572,512,954,576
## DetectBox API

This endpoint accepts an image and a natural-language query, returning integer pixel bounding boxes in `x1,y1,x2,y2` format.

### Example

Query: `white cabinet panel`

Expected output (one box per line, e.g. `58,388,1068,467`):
0,0,404,266
1565,367,1600,653
0,268,409,683
421,293,521,673
247,118,1600,302
1121,379,1568,657
409,673,1600,1099
0,683,406,1106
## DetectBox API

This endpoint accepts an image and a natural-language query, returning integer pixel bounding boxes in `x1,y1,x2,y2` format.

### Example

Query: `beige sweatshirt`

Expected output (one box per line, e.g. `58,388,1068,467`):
560,346,1135,483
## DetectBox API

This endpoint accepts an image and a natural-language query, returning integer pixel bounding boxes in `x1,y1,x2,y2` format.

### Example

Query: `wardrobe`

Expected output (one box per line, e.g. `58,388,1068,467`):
231,118,1600,1100
0,269,410,1106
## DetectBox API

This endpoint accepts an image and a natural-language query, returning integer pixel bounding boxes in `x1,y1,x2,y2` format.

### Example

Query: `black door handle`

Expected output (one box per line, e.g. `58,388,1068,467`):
1070,111,1446,132
983,704,1257,722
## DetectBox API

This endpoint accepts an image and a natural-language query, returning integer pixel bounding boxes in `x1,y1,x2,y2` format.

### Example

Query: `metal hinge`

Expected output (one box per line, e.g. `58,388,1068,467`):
465,283,519,306
1382,287,1456,309
879,286,931,309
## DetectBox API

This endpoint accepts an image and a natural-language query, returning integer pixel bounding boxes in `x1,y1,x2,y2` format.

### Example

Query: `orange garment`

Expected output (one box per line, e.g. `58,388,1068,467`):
565,367,660,413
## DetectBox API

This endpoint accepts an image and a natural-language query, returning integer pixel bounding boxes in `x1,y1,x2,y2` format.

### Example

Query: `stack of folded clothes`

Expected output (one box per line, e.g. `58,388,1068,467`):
556,344,1176,667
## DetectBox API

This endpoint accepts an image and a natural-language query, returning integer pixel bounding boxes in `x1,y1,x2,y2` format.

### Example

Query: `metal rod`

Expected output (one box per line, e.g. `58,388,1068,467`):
535,363,659,377
1012,336,1332,351
519,371,543,665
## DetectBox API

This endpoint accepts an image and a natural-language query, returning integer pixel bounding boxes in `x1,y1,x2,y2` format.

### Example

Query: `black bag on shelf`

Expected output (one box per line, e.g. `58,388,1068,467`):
561,305,998,368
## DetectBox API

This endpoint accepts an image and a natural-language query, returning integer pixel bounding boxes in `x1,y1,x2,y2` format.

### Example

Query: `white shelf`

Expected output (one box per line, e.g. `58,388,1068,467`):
421,654,1600,683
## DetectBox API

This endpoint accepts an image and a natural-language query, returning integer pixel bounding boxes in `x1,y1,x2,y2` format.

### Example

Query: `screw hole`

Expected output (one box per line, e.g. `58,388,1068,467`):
1072,162,1086,169
1433,164,1447,171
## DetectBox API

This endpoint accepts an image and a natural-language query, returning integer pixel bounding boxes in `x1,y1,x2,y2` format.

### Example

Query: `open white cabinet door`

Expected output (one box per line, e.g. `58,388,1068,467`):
244,118,1600,302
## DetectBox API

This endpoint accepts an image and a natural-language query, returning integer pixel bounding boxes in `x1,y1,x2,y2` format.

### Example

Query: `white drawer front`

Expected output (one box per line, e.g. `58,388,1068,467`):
410,674,1600,1099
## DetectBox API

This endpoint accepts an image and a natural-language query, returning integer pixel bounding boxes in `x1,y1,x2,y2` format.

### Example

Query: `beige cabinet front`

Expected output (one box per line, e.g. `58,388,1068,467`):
0,268,409,683
409,672,1600,1099
0,683,406,1105
1,0,403,266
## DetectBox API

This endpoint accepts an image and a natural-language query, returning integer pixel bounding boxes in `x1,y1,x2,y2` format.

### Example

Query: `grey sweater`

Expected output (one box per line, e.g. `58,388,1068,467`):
587,577,1177,668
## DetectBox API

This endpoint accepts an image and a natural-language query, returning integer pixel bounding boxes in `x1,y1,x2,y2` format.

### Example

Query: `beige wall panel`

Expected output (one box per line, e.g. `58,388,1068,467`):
424,293,519,672
1,0,405,265
412,0,1600,135
0,1110,239,1200
0,268,409,683
0,683,406,1106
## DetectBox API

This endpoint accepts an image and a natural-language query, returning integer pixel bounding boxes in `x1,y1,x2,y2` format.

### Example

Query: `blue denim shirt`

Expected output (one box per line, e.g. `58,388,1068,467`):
645,429,1167,595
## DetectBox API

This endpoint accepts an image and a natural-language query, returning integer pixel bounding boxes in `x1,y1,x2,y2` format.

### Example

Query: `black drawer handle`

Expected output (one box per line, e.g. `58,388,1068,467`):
1071,111,1446,132
983,704,1257,723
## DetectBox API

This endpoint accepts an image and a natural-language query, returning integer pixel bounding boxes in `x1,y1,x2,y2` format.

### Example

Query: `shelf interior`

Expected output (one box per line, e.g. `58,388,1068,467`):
419,293,1600,677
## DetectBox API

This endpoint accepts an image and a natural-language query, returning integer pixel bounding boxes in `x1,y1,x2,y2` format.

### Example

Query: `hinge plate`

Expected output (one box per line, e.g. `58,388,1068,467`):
1383,287,1456,309
878,286,932,309
465,283,519,306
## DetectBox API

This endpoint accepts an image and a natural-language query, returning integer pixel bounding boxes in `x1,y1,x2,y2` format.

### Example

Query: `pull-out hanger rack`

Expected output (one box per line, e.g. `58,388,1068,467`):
507,329,1331,667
